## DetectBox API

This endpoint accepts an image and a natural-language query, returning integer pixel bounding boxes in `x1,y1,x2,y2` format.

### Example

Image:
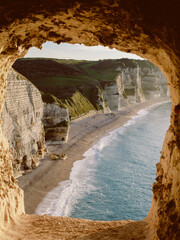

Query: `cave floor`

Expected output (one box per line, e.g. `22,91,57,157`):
1,214,151,240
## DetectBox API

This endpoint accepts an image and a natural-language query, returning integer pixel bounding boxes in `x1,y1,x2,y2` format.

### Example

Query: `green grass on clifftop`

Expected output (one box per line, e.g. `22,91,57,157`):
13,58,157,100
13,58,159,118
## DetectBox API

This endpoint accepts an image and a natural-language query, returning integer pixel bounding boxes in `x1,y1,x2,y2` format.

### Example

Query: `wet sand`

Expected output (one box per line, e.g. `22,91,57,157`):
18,97,170,214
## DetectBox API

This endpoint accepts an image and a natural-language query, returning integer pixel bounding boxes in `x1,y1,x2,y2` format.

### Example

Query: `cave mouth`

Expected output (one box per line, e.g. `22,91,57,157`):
12,42,171,221
0,1,179,239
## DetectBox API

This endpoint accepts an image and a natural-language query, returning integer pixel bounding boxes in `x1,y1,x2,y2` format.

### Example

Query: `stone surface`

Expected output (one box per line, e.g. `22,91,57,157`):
0,0,179,239
13,58,168,114
50,153,67,160
1,68,45,177
102,66,168,111
43,102,70,144
96,86,111,113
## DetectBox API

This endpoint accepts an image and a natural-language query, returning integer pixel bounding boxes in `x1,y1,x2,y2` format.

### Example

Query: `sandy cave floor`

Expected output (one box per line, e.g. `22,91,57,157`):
1,214,150,240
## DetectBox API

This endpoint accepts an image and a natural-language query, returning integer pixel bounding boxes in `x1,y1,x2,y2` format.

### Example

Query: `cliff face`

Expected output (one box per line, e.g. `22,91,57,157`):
3,64,166,153
96,86,111,113
141,68,168,99
102,73,130,111
102,66,168,111
1,69,71,173
1,69,45,177
13,59,168,114
43,103,70,144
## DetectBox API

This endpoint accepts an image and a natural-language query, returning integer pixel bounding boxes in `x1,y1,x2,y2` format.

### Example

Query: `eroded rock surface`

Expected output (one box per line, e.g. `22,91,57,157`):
43,102,70,144
13,58,168,113
102,65,168,111
1,68,45,177
0,0,179,239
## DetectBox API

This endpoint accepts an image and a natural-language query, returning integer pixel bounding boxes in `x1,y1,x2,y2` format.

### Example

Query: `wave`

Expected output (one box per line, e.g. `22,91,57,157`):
35,100,170,216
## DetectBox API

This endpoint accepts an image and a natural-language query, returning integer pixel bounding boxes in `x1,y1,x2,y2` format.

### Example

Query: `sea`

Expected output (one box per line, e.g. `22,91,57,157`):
35,101,171,221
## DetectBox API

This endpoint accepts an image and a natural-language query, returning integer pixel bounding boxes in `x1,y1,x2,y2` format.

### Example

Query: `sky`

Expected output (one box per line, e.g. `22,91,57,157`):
25,42,144,60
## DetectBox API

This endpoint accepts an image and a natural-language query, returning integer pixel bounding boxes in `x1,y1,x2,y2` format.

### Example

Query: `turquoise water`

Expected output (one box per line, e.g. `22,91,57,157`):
36,101,171,221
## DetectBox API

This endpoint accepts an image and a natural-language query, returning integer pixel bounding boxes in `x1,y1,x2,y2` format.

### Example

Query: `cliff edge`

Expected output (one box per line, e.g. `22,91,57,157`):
1,69,46,177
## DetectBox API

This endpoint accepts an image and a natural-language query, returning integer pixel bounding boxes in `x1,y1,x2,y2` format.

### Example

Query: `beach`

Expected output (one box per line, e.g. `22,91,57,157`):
18,97,170,214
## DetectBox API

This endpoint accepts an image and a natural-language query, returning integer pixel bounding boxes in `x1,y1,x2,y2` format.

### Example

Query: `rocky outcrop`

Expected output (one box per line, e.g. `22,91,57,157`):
141,68,168,99
13,58,169,114
1,69,45,177
102,74,126,111
135,65,145,102
43,102,70,144
102,65,168,111
102,71,136,111
96,86,111,113
1,69,71,173
102,66,144,111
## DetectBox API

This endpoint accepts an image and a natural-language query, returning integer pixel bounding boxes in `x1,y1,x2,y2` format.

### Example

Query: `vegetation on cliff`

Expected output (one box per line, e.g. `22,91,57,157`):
13,58,158,99
41,91,96,119
13,58,166,117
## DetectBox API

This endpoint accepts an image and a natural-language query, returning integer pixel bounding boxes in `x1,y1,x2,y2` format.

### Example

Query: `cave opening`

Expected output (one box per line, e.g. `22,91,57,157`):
0,1,179,239
9,41,171,222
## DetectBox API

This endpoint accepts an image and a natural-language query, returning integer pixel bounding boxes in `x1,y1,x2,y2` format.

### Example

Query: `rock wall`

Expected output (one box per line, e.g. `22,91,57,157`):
1,68,45,177
102,75,126,111
96,86,111,113
12,58,168,114
1,68,71,175
0,0,179,239
135,65,145,102
102,66,168,111
141,69,168,99
43,102,70,144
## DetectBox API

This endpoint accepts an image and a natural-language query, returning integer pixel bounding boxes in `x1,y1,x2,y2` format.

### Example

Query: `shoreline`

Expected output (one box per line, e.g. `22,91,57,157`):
18,97,170,214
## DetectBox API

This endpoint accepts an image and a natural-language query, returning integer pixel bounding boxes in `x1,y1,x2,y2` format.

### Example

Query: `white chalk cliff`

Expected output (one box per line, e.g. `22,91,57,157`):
96,86,111,113
43,103,70,144
102,66,168,111
1,69,45,177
